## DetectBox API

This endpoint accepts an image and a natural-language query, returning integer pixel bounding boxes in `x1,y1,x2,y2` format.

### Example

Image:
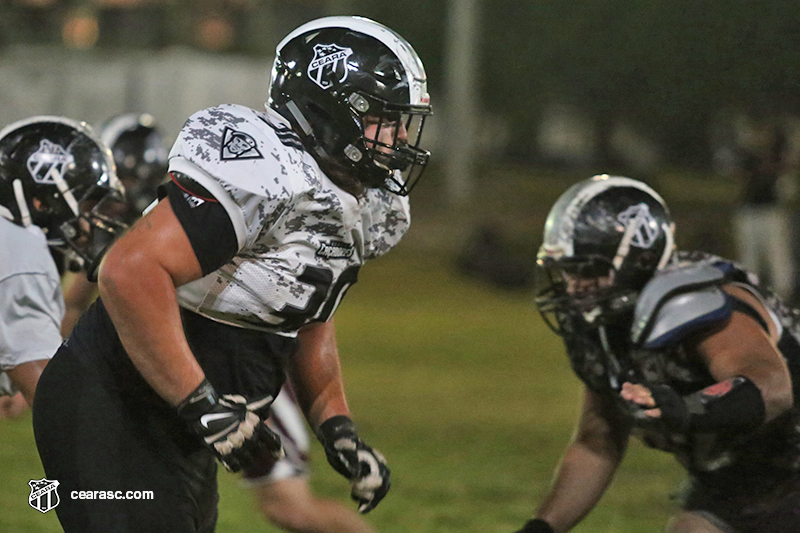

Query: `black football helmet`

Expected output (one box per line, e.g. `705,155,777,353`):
268,16,432,196
535,175,675,333
99,113,168,219
0,116,127,278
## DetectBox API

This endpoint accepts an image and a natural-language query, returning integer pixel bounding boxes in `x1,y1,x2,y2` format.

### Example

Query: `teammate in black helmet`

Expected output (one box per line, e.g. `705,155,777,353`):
33,16,431,532
0,116,125,407
98,112,169,222
515,175,800,533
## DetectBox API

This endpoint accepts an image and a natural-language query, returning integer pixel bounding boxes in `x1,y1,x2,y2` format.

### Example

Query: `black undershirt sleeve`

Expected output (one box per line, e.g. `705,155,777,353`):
729,295,770,333
158,173,238,276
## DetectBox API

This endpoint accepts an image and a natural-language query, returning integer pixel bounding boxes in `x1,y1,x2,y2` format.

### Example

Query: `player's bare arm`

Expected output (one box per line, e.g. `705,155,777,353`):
289,319,391,514
621,284,792,425
60,272,98,337
705,284,794,420
288,319,349,431
5,359,48,406
536,387,630,532
98,198,205,405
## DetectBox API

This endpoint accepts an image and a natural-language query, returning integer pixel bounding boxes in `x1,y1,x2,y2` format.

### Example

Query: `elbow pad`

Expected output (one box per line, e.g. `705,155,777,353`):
649,376,766,433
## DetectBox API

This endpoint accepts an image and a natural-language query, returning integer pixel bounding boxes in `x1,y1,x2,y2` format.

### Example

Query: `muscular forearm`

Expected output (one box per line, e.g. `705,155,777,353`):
99,256,204,406
6,359,48,407
288,321,349,429
537,440,622,531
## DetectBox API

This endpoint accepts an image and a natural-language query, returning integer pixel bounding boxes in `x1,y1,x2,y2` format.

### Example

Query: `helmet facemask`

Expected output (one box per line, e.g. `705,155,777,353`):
352,93,430,195
535,256,638,335
52,184,128,277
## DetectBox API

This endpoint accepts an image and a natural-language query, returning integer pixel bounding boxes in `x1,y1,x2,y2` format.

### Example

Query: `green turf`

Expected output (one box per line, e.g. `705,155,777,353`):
1,249,683,532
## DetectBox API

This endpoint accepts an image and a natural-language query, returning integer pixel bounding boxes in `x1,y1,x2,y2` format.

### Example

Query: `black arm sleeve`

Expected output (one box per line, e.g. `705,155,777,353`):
158,174,238,276
729,295,771,333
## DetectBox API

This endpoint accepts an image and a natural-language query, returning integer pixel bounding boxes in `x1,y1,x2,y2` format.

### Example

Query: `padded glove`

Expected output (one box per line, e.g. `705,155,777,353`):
317,415,390,513
178,378,283,472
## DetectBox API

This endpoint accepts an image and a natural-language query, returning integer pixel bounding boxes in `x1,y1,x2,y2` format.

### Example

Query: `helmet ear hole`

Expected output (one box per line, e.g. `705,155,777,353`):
633,250,658,271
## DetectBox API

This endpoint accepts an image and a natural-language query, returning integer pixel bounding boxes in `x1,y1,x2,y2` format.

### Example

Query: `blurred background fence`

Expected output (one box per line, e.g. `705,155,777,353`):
3,1,799,271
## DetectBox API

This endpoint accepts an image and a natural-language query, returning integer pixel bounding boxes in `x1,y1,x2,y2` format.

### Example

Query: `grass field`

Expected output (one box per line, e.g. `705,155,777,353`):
1,248,685,532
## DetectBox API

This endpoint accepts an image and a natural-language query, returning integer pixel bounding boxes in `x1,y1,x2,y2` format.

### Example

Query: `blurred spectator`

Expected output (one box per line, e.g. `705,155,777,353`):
732,119,795,300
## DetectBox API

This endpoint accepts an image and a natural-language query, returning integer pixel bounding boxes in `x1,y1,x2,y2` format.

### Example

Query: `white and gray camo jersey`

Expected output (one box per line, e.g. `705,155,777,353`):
167,104,410,337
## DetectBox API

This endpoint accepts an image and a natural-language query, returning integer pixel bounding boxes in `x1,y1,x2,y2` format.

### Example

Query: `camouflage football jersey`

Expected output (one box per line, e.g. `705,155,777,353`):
167,104,410,336
561,250,800,481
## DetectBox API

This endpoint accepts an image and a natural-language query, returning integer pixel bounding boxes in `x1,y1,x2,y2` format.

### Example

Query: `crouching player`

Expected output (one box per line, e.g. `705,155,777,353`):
516,175,800,533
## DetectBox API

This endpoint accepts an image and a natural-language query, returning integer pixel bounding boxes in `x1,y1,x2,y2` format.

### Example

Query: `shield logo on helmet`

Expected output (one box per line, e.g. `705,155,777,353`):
28,478,60,513
617,203,659,249
26,139,75,185
308,43,353,90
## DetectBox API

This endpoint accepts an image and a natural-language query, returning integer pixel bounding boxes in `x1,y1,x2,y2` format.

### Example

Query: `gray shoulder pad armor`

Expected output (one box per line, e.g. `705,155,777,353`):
631,264,731,349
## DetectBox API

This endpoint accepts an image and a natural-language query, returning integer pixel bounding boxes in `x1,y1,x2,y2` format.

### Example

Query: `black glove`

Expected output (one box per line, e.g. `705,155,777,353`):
648,377,765,433
647,383,690,432
514,518,555,533
177,378,283,472
317,415,390,514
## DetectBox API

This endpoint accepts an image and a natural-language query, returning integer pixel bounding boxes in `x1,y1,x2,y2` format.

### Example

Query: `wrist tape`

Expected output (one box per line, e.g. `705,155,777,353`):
650,376,766,433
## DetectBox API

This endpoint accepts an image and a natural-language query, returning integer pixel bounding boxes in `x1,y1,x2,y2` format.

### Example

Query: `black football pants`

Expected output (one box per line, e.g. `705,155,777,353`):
33,344,219,533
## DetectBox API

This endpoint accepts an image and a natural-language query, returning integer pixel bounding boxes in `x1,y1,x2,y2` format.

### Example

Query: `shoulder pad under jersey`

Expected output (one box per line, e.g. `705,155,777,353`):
631,264,731,349
169,104,307,197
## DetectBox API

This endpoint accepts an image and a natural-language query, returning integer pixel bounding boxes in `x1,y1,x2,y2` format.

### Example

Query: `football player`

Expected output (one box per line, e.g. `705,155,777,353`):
0,116,125,408
514,175,800,533
58,110,374,532
33,16,431,532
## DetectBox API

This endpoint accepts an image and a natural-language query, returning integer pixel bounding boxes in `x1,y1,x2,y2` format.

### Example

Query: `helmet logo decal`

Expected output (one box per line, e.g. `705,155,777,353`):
220,127,263,160
308,43,353,89
26,139,74,184
616,203,659,249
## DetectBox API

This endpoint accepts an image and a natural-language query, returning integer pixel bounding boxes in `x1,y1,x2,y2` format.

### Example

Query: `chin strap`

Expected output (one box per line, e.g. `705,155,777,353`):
52,168,80,217
284,100,313,136
282,100,330,163
12,179,32,227
612,213,639,271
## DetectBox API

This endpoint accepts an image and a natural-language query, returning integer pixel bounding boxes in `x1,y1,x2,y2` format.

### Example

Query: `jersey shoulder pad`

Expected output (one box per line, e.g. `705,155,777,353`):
631,264,731,349
170,104,306,197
